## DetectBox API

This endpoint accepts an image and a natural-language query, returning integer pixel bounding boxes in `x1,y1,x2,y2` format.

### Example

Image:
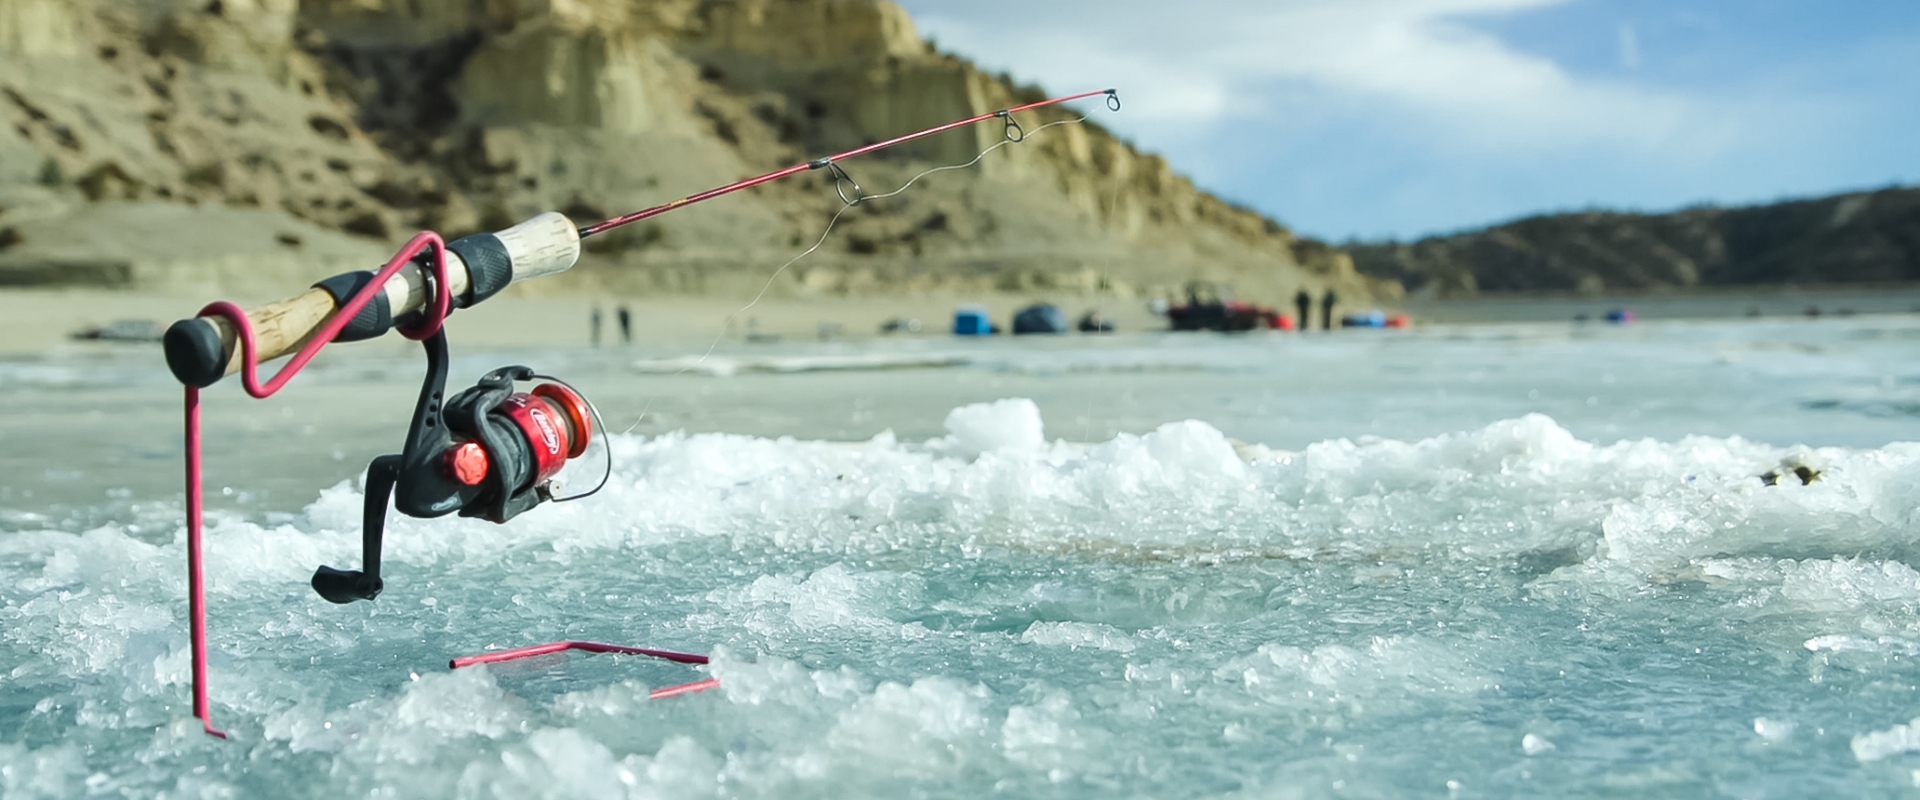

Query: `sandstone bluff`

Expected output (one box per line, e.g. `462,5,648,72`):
0,0,1384,307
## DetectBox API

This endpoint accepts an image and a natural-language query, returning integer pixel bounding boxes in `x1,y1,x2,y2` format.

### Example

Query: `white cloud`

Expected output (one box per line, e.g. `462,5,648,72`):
899,0,1916,238
906,0,1708,154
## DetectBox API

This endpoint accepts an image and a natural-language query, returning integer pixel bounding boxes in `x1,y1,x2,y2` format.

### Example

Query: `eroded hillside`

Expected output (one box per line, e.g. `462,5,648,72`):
1350,187,1920,297
0,0,1385,306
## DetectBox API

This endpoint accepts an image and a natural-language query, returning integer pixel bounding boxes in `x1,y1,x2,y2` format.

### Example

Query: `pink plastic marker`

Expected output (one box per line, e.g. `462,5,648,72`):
450,641,721,700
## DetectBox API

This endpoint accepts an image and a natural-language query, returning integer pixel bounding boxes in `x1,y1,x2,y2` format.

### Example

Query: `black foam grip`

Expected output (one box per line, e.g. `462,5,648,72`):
164,318,228,388
311,271,395,342
447,233,512,308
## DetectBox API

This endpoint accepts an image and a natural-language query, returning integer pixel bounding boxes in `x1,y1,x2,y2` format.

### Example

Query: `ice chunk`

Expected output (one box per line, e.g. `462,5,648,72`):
823,678,993,774
390,668,529,740
628,736,722,796
1855,717,1920,762
1216,637,1495,716
1782,559,1920,610
1021,621,1137,653
1001,692,1108,775
1143,419,1247,481
1754,717,1796,743
519,728,623,798
715,563,928,636
940,398,1045,457
0,743,84,799
1522,733,1555,755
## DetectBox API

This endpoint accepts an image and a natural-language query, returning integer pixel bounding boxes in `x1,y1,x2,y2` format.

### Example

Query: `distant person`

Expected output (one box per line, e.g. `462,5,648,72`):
617,305,632,343
590,306,602,347
1294,290,1312,333
1321,289,1339,331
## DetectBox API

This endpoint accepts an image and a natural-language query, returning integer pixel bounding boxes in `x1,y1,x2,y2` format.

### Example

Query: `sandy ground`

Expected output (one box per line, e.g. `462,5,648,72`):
0,286,1174,356
8,283,1916,359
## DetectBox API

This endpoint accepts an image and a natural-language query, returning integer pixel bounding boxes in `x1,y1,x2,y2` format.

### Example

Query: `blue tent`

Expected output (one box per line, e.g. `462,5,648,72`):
1012,303,1069,335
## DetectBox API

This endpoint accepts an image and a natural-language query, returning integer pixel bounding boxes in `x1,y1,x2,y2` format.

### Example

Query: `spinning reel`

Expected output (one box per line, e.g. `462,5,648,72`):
310,330,609,604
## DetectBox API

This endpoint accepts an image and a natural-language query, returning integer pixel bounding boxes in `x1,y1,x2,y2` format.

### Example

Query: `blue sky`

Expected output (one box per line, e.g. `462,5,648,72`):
894,0,1920,241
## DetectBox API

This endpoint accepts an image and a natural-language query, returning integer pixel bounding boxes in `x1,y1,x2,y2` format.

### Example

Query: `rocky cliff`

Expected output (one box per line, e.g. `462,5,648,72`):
0,0,1384,307
1350,186,1920,297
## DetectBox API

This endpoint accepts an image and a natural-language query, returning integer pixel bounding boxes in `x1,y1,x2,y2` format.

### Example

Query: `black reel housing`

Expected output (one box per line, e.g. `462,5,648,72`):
311,331,571,604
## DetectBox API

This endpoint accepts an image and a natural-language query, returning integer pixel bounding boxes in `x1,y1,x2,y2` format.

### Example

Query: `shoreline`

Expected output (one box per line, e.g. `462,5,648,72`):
1403,283,1920,323
5,283,1918,359
0,288,1175,357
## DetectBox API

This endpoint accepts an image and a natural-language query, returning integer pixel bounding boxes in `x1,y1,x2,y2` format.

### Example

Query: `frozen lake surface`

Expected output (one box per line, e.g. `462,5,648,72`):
2,316,1918,797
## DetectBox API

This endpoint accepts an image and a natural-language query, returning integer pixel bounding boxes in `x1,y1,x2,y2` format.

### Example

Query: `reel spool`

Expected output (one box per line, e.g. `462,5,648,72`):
443,382,593,496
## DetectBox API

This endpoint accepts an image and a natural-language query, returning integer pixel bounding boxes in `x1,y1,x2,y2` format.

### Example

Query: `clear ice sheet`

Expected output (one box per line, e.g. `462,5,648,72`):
2,318,1920,797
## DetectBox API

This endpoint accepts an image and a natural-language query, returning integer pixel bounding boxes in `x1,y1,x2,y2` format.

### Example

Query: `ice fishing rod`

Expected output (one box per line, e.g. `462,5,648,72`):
161,86,1121,739
161,88,1118,384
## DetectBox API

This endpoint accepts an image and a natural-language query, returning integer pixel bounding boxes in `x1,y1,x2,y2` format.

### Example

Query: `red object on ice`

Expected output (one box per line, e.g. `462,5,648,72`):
450,641,721,700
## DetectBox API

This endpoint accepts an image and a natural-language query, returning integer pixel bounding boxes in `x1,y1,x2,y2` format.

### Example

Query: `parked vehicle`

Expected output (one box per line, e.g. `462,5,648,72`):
1163,283,1290,331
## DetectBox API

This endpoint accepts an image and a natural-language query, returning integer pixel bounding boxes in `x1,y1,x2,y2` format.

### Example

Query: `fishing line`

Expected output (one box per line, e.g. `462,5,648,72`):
625,112,1099,432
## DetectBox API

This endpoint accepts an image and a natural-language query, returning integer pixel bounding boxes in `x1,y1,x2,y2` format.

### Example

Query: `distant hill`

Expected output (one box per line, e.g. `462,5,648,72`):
0,0,1389,307
1348,187,1920,297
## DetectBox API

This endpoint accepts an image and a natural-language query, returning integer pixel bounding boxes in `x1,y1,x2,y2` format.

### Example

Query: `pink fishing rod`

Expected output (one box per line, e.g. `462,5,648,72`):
578,88,1119,238
166,85,1121,739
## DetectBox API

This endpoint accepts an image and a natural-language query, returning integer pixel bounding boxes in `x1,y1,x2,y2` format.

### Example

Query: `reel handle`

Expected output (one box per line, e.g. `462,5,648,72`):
311,565,382,605
163,212,582,388
312,453,400,604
